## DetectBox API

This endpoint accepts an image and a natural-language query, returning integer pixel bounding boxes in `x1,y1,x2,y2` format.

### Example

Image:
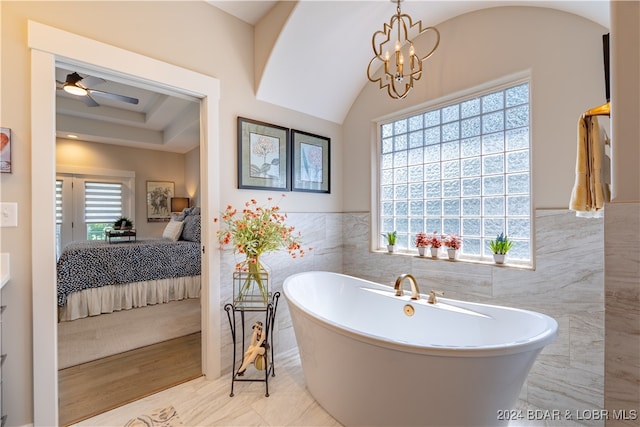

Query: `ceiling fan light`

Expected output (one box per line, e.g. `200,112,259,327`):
63,83,88,96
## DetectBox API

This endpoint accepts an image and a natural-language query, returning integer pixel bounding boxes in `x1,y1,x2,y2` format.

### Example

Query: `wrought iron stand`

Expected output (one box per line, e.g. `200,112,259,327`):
224,291,280,397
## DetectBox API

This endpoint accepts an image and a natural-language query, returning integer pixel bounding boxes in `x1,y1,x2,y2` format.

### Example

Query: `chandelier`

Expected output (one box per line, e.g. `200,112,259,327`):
367,0,440,99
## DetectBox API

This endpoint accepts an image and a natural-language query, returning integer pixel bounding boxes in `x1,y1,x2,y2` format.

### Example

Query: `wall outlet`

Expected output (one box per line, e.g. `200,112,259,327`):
0,202,18,227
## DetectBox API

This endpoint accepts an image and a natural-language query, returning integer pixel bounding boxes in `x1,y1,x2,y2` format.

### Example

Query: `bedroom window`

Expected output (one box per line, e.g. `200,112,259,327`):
377,79,532,264
57,173,134,255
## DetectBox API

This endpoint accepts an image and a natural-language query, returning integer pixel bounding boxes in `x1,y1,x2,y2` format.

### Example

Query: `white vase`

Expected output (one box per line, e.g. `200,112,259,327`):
447,249,458,260
430,247,439,258
418,247,427,257
387,244,396,253
493,253,506,264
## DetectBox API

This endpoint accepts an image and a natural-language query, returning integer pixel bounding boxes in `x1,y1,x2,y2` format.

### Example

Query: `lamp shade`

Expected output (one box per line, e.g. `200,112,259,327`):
171,197,190,213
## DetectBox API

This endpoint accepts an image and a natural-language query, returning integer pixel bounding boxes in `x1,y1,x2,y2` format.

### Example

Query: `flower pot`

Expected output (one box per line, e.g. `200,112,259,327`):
387,244,396,253
493,253,506,264
447,249,458,260
430,247,439,258
233,258,271,308
417,247,427,257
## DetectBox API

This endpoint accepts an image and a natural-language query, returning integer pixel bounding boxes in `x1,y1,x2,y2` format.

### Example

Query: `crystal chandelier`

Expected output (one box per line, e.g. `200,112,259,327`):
367,0,440,99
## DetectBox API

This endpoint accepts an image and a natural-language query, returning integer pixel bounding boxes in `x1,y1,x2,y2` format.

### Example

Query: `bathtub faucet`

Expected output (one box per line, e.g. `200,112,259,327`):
394,274,421,300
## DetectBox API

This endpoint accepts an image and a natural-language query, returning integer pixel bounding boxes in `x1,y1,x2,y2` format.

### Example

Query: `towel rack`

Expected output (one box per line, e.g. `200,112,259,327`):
583,101,610,117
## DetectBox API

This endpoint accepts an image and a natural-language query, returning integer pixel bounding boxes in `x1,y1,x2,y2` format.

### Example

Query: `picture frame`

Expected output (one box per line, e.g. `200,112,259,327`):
146,181,174,222
237,117,290,191
1,127,12,174
291,129,330,193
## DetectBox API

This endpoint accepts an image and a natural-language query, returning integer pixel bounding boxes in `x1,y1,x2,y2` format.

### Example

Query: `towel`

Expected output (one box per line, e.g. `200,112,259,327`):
569,115,605,217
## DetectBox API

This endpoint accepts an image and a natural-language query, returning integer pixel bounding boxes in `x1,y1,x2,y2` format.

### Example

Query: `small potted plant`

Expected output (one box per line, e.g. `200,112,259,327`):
382,231,397,253
427,232,442,258
113,216,133,230
444,234,462,260
489,233,513,264
415,232,429,257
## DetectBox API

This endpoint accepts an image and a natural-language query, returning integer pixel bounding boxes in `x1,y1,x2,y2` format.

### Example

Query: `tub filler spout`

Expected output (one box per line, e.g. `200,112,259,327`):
394,274,420,300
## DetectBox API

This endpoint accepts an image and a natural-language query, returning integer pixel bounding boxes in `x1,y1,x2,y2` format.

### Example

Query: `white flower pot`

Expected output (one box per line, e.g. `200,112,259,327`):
430,247,439,258
447,249,458,260
493,253,506,264
387,244,396,253
418,247,427,257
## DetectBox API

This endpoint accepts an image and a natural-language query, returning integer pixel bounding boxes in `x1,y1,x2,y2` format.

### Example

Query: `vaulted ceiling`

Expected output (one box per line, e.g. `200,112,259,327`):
55,1,610,152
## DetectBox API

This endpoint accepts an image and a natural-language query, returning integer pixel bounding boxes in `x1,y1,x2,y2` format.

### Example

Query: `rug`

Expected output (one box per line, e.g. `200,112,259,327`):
124,405,184,427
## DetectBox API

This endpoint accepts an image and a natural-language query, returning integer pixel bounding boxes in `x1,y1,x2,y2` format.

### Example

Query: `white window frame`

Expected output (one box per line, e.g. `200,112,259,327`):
56,166,135,253
372,72,533,266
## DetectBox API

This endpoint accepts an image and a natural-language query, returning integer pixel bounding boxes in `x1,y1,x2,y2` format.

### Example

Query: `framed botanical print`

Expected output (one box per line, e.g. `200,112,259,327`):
291,129,330,193
237,117,290,191
146,181,174,222
1,127,12,174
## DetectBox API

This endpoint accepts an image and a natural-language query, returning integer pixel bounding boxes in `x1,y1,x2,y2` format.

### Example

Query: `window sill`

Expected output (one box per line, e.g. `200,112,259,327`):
374,249,534,271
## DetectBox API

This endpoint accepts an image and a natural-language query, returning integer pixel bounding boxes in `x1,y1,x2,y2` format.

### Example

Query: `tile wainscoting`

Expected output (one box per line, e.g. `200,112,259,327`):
218,209,605,426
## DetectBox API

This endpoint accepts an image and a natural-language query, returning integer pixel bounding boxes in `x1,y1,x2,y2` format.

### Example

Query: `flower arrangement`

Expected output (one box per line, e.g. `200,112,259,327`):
444,234,462,250
414,232,429,248
489,232,513,255
427,232,442,248
215,195,310,304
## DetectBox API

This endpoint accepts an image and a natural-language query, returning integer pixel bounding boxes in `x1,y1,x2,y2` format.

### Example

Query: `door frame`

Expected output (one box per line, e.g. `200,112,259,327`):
29,20,221,426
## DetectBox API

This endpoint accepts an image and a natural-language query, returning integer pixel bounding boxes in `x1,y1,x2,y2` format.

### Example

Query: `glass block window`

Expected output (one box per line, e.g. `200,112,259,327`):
378,81,531,263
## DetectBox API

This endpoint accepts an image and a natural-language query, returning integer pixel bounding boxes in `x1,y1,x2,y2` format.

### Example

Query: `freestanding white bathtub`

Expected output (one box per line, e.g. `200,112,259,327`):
283,271,558,427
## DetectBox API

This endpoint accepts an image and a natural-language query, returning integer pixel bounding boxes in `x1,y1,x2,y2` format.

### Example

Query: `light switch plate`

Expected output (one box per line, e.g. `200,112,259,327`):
0,202,18,227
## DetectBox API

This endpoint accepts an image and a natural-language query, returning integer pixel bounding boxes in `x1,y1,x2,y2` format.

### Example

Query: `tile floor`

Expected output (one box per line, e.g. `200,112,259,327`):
76,347,585,427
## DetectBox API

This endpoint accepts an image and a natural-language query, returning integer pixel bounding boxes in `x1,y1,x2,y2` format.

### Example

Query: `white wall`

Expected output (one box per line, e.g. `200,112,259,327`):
343,6,609,211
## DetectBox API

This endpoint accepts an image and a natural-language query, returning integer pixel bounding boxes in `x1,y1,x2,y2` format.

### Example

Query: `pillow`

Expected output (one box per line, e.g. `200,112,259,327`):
180,213,201,242
162,219,184,241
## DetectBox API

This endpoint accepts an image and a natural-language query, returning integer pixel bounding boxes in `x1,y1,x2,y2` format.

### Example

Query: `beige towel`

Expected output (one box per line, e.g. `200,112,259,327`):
569,115,605,217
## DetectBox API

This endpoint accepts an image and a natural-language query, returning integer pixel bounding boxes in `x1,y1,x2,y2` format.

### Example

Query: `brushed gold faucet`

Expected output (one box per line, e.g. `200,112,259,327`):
428,290,444,304
394,274,420,300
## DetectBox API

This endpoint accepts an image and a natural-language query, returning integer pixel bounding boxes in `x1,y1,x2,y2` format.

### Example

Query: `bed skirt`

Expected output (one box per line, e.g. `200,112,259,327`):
59,275,201,322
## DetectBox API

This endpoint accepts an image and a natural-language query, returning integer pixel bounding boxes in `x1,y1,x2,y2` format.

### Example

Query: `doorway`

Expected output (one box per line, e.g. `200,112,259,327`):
30,21,221,426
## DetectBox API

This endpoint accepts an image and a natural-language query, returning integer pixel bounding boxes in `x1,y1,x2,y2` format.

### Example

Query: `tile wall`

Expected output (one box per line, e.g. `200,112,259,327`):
219,209,606,426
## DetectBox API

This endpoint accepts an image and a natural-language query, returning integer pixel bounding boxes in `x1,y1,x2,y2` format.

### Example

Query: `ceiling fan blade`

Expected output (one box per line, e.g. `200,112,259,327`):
82,94,100,107
80,75,106,87
88,89,139,105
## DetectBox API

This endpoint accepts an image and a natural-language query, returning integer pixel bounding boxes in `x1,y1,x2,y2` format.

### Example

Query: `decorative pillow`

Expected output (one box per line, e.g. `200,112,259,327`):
162,219,184,241
180,213,201,242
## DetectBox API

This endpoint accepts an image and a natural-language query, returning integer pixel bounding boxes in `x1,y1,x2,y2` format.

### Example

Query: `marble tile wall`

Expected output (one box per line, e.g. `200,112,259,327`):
604,202,640,427
217,209,606,426
343,209,605,427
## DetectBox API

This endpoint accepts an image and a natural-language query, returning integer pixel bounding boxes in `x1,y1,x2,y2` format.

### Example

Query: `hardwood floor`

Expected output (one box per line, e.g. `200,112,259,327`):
59,332,202,426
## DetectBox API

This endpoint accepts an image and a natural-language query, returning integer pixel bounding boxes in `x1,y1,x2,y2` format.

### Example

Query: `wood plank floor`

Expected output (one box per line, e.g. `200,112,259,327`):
59,332,202,426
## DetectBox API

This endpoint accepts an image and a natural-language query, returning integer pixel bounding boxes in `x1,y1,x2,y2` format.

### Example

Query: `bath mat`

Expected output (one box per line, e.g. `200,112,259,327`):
124,405,184,427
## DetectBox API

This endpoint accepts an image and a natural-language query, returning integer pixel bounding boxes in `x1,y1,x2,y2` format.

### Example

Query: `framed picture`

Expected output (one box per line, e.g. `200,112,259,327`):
291,129,330,193
237,117,290,191
1,127,12,174
146,181,174,222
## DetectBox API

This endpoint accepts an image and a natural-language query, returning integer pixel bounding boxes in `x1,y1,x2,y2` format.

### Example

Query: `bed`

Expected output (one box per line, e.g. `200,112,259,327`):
57,208,202,321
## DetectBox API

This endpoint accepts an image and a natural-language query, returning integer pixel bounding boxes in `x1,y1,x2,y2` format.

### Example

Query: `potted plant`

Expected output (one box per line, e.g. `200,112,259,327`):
427,232,442,258
444,234,462,260
215,195,310,307
489,233,513,264
382,231,397,253
113,216,133,230
415,232,429,256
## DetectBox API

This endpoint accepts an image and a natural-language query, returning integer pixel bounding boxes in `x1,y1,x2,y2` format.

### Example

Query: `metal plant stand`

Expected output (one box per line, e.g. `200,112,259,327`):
224,291,280,397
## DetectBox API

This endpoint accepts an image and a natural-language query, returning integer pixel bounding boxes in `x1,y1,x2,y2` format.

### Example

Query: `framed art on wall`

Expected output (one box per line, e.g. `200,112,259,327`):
1,127,12,174
291,129,330,193
146,181,174,222
237,117,290,191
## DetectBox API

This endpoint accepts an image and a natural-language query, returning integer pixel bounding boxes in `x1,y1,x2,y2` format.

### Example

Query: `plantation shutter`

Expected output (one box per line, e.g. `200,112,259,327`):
84,181,123,224
56,179,63,224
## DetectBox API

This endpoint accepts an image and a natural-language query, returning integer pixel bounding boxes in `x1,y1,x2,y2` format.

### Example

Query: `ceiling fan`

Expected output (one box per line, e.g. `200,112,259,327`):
57,72,139,107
